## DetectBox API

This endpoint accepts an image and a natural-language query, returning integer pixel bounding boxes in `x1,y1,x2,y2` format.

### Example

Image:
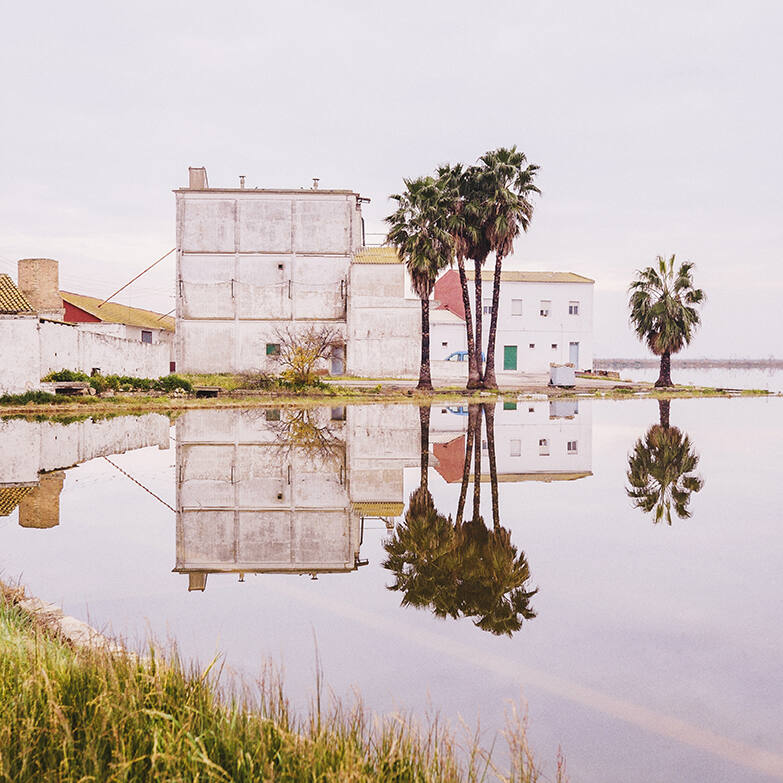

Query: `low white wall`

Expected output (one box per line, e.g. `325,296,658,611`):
39,320,170,378
0,317,170,394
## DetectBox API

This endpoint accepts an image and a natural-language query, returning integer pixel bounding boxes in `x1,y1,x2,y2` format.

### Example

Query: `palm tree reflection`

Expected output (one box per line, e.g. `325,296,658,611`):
626,400,704,524
383,403,537,636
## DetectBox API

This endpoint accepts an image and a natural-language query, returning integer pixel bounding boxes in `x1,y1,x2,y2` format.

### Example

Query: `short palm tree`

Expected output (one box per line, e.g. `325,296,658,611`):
478,147,540,389
386,177,454,390
628,255,705,387
626,400,704,524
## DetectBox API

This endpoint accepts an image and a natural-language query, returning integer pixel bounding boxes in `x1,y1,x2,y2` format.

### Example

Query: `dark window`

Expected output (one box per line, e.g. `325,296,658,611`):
266,343,281,356
141,330,152,344
265,409,280,422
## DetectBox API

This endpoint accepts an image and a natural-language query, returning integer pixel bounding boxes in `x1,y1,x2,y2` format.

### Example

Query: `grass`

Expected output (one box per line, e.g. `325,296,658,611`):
0,586,563,782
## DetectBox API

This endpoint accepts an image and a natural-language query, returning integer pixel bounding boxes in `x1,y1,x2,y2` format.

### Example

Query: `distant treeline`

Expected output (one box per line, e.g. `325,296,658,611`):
595,358,782,369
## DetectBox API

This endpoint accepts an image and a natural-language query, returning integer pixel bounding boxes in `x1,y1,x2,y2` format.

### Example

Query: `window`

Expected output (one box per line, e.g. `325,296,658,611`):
441,341,448,347
503,401,517,411
330,406,346,421
510,439,521,456
278,263,284,270
266,343,280,356
141,330,152,344
528,406,535,413
511,298,523,316
539,438,550,456
265,408,280,422
483,298,493,314
569,301,580,315
551,343,558,350
567,440,578,454
540,300,551,317
529,343,535,349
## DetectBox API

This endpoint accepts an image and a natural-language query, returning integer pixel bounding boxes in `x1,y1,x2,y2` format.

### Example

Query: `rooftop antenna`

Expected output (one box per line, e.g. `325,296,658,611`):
312,177,320,189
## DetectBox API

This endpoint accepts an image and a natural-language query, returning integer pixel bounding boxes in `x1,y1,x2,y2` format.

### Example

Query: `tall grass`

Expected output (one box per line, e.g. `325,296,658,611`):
0,591,564,782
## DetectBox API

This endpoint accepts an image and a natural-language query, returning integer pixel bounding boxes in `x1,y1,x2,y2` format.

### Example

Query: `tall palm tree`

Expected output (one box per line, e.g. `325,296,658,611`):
386,176,454,390
626,400,704,524
479,147,540,389
437,163,482,389
628,254,705,387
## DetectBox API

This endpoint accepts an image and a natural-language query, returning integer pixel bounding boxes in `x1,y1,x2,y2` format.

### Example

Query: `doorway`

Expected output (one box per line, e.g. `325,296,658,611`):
569,341,579,367
503,345,518,371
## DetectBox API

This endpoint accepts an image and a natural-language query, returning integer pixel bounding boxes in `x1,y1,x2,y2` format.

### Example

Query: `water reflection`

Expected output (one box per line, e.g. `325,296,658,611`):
626,400,704,524
0,415,170,528
383,403,538,636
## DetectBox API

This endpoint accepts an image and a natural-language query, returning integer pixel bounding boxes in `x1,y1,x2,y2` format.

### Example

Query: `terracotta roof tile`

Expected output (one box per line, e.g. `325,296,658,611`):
0,274,34,314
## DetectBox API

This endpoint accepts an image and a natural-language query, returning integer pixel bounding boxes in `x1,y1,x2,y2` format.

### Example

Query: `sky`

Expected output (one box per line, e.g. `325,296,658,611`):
1,0,781,357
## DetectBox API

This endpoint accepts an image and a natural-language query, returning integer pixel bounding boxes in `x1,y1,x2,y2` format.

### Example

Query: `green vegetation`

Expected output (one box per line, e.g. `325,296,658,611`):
0,586,561,783
386,176,454,390
42,370,193,394
628,255,706,387
392,148,540,391
0,390,64,406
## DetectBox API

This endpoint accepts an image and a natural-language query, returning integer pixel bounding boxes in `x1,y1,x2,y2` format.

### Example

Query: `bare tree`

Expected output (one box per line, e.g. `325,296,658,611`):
271,326,343,386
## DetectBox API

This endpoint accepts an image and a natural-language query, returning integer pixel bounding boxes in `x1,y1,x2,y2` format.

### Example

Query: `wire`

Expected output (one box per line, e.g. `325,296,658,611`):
102,457,175,512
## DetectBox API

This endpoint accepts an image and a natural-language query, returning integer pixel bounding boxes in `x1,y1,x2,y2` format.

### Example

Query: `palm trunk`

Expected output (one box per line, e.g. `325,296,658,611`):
483,402,500,529
655,351,672,387
658,398,670,429
472,403,482,521
418,298,433,390
458,256,480,389
419,404,430,494
473,258,483,382
457,405,477,523
482,253,504,389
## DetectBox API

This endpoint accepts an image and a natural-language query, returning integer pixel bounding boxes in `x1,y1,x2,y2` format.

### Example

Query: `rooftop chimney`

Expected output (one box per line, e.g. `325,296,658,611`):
188,166,209,190
312,177,320,189
17,258,65,320
239,175,246,189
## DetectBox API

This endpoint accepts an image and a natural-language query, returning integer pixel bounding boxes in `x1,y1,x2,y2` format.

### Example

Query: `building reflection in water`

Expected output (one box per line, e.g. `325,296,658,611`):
0,415,171,529
382,399,593,636
174,405,422,591
626,399,704,525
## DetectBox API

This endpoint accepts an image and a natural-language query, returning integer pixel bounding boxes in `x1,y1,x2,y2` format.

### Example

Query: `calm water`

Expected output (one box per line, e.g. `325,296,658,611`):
610,365,783,392
1,399,781,783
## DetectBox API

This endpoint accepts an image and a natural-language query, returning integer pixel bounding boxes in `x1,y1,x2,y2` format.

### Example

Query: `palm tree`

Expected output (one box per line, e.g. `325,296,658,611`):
437,163,482,389
386,176,454,390
628,254,705,387
626,400,704,524
479,147,540,389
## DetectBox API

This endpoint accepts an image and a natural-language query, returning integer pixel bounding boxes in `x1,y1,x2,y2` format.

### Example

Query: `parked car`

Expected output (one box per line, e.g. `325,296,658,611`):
445,350,486,362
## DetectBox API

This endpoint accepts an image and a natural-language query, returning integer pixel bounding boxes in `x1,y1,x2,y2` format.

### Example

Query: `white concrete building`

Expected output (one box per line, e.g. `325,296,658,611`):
432,269,594,373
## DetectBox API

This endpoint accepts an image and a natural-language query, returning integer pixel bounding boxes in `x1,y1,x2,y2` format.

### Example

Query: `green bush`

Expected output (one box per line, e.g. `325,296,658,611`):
42,369,90,383
154,374,193,393
0,390,63,406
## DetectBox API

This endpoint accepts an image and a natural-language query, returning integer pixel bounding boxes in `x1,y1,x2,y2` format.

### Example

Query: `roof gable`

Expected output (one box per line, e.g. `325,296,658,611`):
60,292,175,331
0,274,34,314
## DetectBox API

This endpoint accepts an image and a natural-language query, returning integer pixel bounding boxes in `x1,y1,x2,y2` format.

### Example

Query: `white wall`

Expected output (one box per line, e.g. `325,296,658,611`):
346,264,420,377
434,280,594,373
0,317,170,394
176,189,361,373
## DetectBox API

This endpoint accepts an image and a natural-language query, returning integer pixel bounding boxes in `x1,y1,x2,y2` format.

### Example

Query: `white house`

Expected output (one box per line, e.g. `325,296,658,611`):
432,269,594,373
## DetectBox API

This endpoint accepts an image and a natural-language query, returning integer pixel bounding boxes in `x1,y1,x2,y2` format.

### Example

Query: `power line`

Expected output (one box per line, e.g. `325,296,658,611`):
102,456,175,512
98,247,176,307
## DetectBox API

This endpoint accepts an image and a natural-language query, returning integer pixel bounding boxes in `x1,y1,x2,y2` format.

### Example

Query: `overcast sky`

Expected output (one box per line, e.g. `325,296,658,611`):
1,1,780,357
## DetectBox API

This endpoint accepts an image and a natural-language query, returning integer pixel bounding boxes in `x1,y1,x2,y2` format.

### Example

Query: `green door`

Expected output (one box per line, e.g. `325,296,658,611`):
503,345,518,371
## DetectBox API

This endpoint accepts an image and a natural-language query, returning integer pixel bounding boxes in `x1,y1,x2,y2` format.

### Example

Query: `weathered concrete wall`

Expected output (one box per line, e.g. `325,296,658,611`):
0,414,170,486
346,264,420,377
0,316,40,394
176,188,361,373
39,320,170,378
